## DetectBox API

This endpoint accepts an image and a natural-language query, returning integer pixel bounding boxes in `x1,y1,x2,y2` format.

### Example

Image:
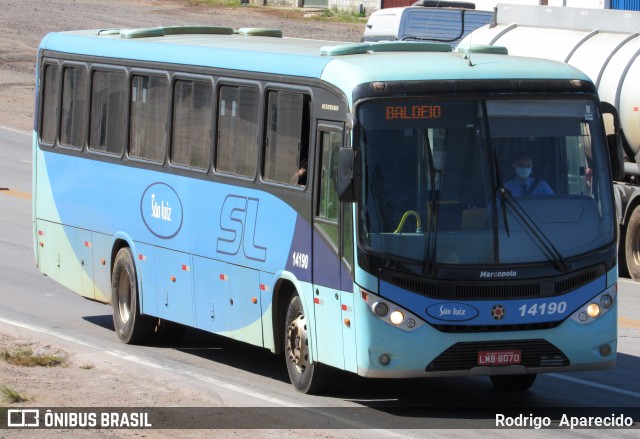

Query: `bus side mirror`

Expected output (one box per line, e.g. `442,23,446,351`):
337,147,356,202
601,102,625,181
608,133,625,181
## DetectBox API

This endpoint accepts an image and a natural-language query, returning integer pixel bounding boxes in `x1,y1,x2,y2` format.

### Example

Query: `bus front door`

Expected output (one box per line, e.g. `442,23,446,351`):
313,126,345,370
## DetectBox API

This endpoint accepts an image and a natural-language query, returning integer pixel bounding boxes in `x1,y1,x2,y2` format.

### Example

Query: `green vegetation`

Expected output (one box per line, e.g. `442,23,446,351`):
1,346,66,367
1,384,29,403
190,1,367,22
193,0,254,7
316,7,367,22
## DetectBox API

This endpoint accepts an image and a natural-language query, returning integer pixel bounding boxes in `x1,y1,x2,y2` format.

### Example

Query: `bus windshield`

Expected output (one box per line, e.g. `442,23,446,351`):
357,98,615,270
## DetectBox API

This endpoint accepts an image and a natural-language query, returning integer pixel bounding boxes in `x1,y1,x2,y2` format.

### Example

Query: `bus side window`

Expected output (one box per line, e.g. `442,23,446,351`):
60,65,88,149
172,79,213,170
129,74,168,163
89,70,126,156
40,63,60,145
263,91,310,186
216,85,259,177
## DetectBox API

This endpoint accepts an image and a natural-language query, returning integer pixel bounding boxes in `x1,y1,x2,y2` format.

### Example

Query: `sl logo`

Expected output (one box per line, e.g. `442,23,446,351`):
216,195,267,262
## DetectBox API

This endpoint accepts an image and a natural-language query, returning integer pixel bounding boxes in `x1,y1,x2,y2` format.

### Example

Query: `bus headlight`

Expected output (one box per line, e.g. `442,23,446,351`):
389,310,404,325
600,294,613,309
570,287,616,325
372,302,389,317
586,303,601,318
360,289,424,332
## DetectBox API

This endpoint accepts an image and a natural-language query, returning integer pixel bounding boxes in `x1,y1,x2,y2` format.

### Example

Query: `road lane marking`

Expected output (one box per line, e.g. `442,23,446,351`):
548,373,640,399
0,316,301,407
0,125,30,136
0,189,31,200
0,315,413,434
619,317,640,329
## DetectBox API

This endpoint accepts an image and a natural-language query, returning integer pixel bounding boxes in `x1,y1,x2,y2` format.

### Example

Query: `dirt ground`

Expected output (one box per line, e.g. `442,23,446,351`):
0,0,363,435
0,0,363,133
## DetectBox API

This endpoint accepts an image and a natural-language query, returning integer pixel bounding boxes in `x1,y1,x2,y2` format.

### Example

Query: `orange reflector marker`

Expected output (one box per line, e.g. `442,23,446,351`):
170,276,176,282
361,289,368,301
100,259,106,265
39,242,44,247
344,319,351,327
251,297,258,304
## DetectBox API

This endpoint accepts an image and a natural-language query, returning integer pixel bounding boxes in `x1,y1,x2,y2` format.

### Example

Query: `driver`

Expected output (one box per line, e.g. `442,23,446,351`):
503,153,554,196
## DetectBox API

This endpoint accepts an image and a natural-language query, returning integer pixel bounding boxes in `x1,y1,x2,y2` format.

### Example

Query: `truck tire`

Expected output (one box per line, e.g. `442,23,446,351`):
624,206,640,280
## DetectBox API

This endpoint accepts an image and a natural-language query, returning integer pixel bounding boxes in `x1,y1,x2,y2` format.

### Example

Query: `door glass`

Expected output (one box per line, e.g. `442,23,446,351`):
316,131,342,246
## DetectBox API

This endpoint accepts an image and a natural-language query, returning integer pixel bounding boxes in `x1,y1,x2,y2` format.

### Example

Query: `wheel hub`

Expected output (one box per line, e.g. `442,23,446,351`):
286,314,309,373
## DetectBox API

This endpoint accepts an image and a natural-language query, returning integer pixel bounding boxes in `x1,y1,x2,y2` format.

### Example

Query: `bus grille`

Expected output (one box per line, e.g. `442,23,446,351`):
381,265,603,301
425,339,569,372
432,321,561,333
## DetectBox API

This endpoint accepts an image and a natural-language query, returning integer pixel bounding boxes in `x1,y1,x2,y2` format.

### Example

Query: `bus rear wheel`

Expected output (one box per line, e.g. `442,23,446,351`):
284,294,334,394
490,374,537,391
111,247,155,344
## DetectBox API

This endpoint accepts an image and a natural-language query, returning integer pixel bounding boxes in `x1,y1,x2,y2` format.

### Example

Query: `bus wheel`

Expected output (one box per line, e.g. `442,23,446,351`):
624,206,640,280
111,247,155,344
490,374,537,391
284,294,334,394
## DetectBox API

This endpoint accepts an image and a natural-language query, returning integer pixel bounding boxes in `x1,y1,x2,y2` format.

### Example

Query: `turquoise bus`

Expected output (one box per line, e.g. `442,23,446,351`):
34,26,619,393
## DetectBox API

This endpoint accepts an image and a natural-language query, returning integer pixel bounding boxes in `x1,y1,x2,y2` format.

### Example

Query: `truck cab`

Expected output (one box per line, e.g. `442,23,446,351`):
362,1,493,47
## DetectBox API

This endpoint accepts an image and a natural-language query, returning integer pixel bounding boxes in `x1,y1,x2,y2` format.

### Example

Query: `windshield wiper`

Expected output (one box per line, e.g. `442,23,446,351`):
490,142,569,272
498,187,571,272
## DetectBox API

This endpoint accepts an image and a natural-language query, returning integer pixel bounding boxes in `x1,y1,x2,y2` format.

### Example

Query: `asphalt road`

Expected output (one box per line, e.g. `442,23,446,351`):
1,126,639,435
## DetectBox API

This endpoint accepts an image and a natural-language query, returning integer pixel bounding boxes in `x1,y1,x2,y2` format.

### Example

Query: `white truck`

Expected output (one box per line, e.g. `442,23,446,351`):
460,3,640,279
362,1,493,46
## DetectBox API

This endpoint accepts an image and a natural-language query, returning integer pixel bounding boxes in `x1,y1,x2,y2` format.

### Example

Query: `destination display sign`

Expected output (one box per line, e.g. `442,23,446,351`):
385,105,442,120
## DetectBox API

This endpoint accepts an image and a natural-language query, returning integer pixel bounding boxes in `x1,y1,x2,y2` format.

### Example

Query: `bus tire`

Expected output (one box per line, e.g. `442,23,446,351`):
490,374,537,391
624,206,640,280
111,247,155,344
284,294,334,394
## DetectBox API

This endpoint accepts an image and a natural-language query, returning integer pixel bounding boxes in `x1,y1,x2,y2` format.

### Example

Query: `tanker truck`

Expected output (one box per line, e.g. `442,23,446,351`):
460,3,640,280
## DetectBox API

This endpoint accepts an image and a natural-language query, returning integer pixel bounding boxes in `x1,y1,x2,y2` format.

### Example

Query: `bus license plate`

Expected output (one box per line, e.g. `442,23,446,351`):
478,350,522,366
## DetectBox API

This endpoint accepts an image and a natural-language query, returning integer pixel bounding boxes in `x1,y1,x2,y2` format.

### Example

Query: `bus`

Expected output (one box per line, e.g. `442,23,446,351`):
34,26,619,394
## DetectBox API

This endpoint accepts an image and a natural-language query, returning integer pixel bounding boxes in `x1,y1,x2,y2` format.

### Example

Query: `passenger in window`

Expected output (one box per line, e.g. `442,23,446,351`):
504,153,554,196
291,158,308,185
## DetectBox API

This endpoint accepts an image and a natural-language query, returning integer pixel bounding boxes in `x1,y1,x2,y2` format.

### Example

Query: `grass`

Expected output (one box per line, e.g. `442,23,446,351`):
1,384,30,403
1,346,66,367
315,7,367,22
190,0,367,22
192,0,254,7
